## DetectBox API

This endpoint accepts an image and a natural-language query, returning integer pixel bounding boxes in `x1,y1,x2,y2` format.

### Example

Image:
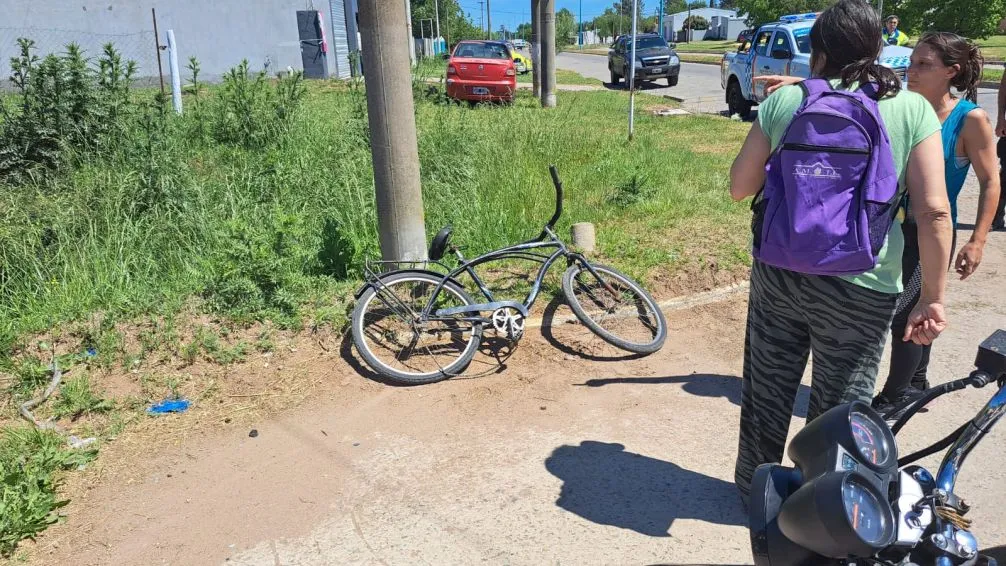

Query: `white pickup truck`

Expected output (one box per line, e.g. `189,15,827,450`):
720,13,912,119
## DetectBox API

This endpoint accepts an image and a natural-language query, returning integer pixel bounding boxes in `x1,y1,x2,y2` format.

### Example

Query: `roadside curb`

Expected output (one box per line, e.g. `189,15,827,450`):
524,280,750,329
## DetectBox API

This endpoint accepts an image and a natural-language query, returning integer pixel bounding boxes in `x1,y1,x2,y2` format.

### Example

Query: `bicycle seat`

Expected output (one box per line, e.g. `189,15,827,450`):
429,225,453,261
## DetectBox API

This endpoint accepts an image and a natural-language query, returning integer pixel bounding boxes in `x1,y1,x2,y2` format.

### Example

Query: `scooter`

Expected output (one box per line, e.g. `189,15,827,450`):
749,329,1006,566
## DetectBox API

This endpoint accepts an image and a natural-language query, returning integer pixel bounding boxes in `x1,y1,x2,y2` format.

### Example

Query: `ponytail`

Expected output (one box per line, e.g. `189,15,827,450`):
840,58,902,100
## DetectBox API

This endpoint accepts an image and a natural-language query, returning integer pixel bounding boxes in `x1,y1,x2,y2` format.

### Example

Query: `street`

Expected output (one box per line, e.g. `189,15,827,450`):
556,51,1000,117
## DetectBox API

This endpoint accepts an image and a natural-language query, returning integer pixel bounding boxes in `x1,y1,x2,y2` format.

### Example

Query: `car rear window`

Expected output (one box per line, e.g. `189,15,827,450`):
454,43,511,59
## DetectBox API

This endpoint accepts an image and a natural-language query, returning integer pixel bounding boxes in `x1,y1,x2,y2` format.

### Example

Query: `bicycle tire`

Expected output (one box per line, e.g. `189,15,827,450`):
352,270,483,384
561,263,666,354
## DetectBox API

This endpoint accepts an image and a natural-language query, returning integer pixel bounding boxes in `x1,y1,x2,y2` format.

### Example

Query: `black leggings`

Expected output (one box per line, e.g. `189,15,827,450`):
880,222,956,398
996,138,1006,226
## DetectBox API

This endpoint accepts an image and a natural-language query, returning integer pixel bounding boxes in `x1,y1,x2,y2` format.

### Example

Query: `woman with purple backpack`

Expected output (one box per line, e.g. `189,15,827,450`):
727,0,953,504
871,32,1002,416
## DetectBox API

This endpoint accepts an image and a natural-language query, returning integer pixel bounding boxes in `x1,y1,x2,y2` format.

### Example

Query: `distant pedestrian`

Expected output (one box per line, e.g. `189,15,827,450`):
883,15,911,47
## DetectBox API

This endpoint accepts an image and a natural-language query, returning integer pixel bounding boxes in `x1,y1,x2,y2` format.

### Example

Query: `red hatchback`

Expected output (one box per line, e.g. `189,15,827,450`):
446,41,517,104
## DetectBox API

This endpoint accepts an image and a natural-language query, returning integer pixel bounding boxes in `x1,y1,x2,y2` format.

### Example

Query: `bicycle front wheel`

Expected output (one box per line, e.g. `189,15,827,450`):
562,263,666,354
352,271,483,384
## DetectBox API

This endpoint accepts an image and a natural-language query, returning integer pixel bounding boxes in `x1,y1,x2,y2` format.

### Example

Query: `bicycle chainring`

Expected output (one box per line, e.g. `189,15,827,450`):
491,307,525,341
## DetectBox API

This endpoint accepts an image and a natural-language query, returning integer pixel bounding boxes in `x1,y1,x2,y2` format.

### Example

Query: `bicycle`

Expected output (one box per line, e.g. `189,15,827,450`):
351,165,667,385
749,329,1006,566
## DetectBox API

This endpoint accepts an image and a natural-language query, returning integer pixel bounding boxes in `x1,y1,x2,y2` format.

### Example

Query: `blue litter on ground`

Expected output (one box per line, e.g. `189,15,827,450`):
85,348,97,357
147,399,191,414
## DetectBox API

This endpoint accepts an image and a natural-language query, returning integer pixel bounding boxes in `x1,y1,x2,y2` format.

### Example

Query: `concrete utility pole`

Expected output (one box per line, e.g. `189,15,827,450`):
404,0,416,64
540,0,556,107
358,0,428,261
487,0,491,39
531,0,541,97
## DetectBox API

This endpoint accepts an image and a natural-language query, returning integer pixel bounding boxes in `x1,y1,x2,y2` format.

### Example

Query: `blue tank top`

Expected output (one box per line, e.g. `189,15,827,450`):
942,99,978,225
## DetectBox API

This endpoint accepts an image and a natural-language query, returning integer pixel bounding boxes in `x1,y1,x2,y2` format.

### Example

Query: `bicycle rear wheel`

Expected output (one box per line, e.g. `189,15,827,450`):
562,263,666,354
352,271,483,384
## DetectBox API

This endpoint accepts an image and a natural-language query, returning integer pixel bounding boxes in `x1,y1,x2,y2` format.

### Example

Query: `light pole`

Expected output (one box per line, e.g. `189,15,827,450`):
578,0,583,48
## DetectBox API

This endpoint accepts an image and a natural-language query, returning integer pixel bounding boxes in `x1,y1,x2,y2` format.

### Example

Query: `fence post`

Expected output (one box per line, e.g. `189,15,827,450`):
166,30,182,114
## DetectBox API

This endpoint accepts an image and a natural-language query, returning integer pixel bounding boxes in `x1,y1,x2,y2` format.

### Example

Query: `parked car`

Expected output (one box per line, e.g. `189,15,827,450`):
608,33,681,88
507,42,534,73
446,41,517,104
721,12,911,119
736,28,755,44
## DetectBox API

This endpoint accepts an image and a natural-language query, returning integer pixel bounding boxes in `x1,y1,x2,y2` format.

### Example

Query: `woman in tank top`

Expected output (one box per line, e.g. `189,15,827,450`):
873,32,1002,415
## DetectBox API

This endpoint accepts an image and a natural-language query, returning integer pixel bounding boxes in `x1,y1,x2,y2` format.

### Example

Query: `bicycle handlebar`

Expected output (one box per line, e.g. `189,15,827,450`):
546,165,563,229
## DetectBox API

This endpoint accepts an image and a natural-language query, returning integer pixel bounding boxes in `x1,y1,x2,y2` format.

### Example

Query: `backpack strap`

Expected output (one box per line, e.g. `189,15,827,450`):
798,78,833,98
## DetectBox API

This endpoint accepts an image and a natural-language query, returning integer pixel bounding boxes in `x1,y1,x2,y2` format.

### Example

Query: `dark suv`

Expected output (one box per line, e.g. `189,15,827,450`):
607,33,681,88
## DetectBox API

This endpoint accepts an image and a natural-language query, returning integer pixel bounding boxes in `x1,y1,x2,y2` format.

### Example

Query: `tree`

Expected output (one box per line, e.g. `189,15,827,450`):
718,0,739,8
683,15,709,30
556,8,578,50
664,0,688,13
409,0,483,42
897,0,1006,39
734,0,834,26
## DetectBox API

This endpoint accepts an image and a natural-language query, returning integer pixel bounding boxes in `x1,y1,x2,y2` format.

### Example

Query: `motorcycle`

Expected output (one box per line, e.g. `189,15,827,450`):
749,329,1006,566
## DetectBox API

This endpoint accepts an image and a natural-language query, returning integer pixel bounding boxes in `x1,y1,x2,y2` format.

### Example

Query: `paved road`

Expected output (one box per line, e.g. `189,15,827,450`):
556,51,1000,116
557,51,727,114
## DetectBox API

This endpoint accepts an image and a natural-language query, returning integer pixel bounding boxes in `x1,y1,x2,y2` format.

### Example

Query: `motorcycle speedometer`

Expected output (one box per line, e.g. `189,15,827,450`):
850,410,890,466
778,471,896,558
842,474,888,544
788,401,897,478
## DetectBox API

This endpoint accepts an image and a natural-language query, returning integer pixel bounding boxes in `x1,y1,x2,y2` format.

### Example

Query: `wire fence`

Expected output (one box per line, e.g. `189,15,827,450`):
0,27,163,90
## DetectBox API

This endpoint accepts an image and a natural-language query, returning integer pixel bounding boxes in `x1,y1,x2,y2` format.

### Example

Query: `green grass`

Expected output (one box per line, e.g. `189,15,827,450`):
0,82,753,352
673,40,739,54
984,65,1004,84
51,375,115,421
978,35,1006,61
516,69,601,85
0,427,96,557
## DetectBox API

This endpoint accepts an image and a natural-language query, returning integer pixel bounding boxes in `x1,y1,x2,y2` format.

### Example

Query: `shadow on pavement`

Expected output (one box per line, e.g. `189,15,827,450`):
577,373,810,419
538,295,646,363
544,440,746,537
602,80,676,92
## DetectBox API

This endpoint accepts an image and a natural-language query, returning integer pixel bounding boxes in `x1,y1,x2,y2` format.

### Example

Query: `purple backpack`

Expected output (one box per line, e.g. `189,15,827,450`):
752,79,900,276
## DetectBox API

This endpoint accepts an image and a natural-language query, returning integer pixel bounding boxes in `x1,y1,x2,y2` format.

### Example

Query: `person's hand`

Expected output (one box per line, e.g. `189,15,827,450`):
754,75,803,96
955,241,984,280
996,117,1006,138
903,302,947,346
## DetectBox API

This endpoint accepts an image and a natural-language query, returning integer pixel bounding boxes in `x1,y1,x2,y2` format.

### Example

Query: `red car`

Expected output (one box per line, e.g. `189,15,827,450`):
446,40,517,104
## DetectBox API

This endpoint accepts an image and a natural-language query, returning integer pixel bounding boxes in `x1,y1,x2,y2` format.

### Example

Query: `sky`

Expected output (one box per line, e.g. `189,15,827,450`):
454,0,712,33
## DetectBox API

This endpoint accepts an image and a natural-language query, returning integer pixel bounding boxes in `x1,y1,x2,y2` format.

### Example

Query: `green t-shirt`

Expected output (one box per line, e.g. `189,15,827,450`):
757,81,942,293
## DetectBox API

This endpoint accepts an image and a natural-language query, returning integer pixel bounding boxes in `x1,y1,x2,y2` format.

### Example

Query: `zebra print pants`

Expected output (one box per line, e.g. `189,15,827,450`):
734,260,898,498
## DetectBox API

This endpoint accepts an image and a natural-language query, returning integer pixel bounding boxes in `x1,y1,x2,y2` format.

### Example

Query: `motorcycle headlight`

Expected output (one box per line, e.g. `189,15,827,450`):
778,471,896,558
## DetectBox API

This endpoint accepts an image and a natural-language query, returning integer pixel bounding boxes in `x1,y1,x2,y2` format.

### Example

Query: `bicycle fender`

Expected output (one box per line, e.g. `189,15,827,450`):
355,269,467,299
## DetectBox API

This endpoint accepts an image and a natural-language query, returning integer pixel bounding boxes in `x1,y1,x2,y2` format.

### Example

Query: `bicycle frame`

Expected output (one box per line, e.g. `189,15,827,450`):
414,225,587,325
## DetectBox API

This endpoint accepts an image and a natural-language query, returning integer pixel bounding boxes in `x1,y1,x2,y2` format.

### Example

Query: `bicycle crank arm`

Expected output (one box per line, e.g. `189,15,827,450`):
435,301,529,318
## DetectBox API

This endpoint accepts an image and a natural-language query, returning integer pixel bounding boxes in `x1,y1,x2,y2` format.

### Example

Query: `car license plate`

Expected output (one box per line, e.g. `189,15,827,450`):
649,67,662,74
472,87,489,95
